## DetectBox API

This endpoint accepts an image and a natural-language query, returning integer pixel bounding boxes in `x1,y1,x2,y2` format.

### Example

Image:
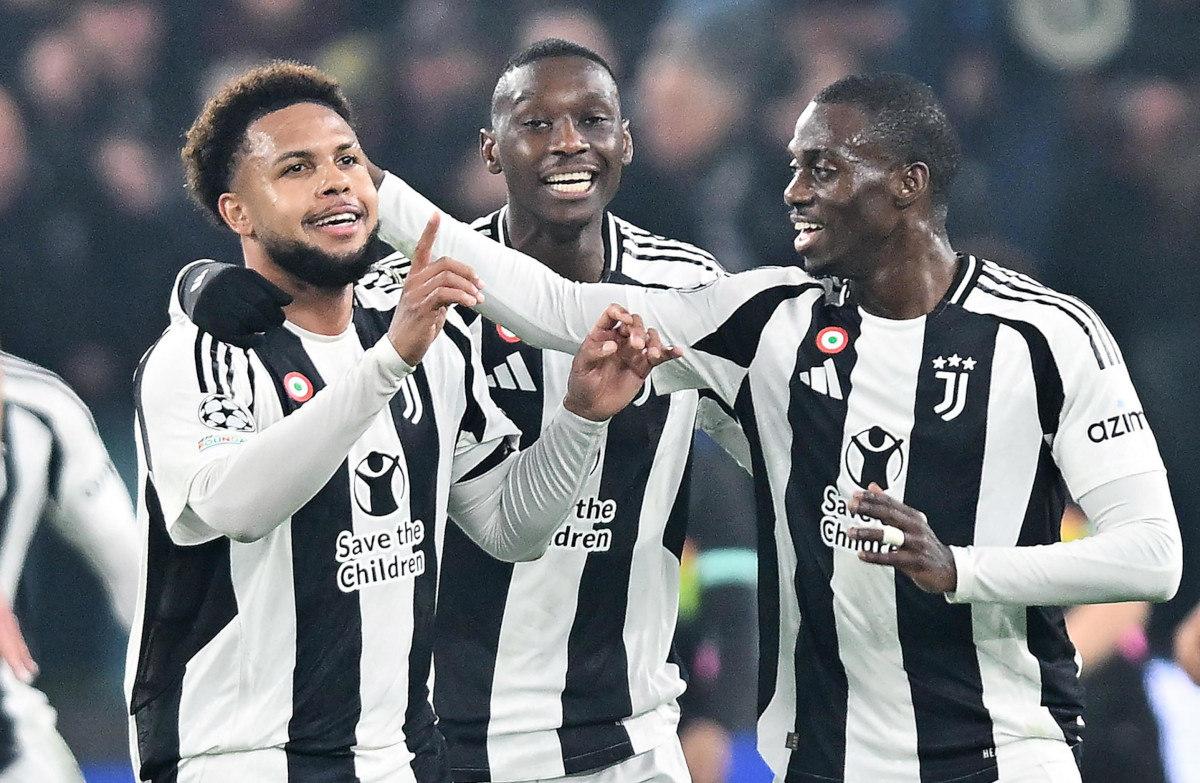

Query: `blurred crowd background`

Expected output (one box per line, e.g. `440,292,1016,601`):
0,0,1198,780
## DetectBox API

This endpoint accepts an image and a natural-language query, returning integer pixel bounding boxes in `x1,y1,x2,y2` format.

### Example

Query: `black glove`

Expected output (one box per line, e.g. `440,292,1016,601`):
179,261,292,348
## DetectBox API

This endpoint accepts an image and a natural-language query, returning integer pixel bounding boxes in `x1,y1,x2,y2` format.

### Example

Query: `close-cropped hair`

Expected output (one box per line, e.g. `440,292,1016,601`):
815,72,962,206
491,38,617,122
182,60,354,223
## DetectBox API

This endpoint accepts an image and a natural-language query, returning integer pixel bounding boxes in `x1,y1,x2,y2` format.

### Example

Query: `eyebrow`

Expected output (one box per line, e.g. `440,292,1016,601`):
271,141,359,167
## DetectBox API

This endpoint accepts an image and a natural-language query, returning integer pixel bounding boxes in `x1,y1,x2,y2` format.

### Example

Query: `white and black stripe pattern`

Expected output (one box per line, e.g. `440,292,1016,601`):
616,256,1146,781
431,209,722,782
129,297,510,782
971,257,1122,369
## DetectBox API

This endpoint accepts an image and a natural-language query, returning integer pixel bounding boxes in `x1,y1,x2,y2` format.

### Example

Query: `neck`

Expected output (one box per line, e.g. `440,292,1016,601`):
503,204,607,282
244,243,354,335
850,229,958,320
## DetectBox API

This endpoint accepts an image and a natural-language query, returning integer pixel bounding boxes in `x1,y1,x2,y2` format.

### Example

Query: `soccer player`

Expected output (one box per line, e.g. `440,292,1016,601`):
128,61,674,783
371,73,1183,783
0,350,140,782
181,40,746,783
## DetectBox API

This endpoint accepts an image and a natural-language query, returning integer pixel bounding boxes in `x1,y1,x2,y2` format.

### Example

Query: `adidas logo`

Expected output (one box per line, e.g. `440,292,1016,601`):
797,357,843,400
487,352,537,392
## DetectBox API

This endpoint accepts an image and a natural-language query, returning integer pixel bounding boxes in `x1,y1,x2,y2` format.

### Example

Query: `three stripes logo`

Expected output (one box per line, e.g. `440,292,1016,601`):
487,352,537,393
932,354,976,421
797,357,843,400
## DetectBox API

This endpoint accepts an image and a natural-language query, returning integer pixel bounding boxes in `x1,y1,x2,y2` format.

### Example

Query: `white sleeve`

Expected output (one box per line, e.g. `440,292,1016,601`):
447,406,609,562
376,171,810,407
696,393,753,475
43,403,139,629
141,331,414,545
947,470,1182,605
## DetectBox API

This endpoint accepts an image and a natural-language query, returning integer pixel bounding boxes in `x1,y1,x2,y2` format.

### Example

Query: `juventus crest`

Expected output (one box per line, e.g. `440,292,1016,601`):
931,354,976,422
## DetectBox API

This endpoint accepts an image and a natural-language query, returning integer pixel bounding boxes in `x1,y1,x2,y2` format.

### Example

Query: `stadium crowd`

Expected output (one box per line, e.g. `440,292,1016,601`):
0,0,1197,780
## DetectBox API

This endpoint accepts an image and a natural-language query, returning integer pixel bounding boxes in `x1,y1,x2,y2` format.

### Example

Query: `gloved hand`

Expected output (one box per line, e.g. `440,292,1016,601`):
180,261,292,348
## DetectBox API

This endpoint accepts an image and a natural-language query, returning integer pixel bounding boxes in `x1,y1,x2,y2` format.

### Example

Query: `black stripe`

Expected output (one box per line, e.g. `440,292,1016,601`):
458,441,514,483
224,344,236,393
208,338,222,394
900,306,998,783
244,347,256,412
193,332,208,393
692,284,821,369
252,328,362,778
1014,444,1084,751
435,523,515,783
557,390,682,772
388,363,444,780
782,301,860,782
603,212,621,276
130,480,236,783
0,404,18,548
4,402,61,502
1026,604,1085,753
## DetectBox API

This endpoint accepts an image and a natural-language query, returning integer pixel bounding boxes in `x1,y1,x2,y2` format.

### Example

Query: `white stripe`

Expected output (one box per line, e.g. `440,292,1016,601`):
823,357,843,400
972,327,1066,754
837,311,922,781
746,321,806,778
506,353,536,392
353,407,419,760
621,394,693,722
485,350,576,780
493,363,516,391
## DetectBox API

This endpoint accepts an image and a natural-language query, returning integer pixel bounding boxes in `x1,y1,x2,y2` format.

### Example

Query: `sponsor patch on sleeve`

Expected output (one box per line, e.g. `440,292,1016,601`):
197,433,248,452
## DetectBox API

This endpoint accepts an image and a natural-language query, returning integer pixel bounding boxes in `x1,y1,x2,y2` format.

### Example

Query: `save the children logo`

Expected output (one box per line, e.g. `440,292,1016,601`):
353,452,407,516
335,519,426,592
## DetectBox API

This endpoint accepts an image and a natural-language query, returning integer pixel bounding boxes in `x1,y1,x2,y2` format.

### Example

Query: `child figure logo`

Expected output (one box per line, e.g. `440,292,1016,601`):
353,451,407,516
844,426,904,490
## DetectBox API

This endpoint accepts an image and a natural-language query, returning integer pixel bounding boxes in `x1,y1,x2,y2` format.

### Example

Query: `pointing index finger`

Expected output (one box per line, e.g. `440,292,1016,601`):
410,212,441,274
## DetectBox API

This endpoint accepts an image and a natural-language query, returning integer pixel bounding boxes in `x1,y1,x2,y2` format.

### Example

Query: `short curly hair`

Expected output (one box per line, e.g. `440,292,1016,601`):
182,60,354,223
814,73,961,210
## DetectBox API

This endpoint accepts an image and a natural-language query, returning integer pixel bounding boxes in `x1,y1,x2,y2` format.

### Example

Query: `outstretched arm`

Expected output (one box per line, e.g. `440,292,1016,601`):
450,305,681,561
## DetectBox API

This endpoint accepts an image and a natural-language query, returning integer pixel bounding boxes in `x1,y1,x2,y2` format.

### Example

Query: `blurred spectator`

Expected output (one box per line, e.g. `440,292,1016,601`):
617,3,795,271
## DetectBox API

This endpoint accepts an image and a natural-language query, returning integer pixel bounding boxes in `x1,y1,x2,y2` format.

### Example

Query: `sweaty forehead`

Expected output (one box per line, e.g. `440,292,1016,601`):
240,102,356,165
789,101,875,158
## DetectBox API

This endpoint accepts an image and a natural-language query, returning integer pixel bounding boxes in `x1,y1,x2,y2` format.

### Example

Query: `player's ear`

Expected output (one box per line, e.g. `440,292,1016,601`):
894,162,929,209
480,128,502,174
218,192,254,237
621,119,633,166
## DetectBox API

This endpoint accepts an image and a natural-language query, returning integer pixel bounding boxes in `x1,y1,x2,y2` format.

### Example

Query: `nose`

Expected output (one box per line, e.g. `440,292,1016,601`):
550,118,588,155
784,168,812,207
319,160,352,195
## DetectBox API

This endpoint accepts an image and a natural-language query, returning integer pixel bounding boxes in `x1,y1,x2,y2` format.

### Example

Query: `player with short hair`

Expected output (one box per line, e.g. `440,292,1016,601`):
0,350,140,783
128,60,674,783
371,72,1183,783
182,40,747,783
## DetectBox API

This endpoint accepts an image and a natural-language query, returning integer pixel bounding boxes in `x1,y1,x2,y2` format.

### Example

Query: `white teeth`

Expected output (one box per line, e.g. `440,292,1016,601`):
548,181,591,194
793,221,822,232
544,172,593,183
314,212,358,227
544,172,594,193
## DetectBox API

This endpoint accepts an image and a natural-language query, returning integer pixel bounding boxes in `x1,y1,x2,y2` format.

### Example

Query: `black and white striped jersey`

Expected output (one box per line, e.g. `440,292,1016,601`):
127,293,523,783
377,179,1175,783
371,208,727,781
0,352,138,624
